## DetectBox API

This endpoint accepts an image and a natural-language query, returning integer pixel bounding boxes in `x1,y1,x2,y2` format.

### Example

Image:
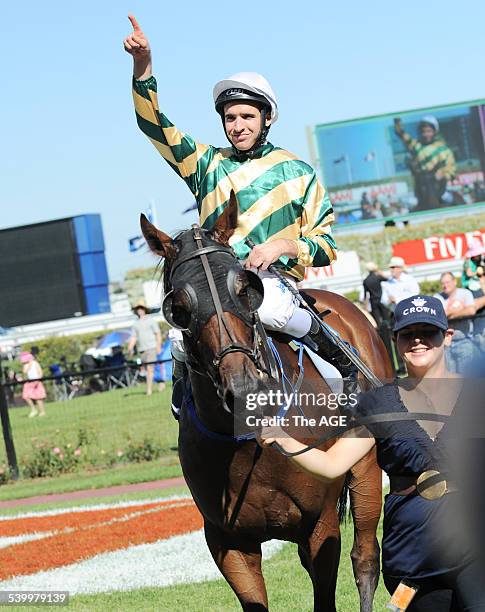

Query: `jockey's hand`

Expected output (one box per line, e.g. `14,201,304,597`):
124,15,150,57
244,239,297,271
124,15,152,79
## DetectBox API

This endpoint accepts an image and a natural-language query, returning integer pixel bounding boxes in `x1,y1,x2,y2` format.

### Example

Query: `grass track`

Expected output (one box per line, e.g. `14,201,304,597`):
67,519,388,611
0,385,182,500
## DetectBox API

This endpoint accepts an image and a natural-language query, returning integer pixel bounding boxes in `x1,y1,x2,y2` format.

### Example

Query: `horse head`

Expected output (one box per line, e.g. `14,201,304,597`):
140,192,268,417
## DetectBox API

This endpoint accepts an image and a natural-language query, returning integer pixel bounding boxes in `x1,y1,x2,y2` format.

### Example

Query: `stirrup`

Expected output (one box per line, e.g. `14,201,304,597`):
306,321,358,379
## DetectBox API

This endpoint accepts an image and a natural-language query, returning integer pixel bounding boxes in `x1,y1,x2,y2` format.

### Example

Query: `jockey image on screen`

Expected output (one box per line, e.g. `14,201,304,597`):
394,115,456,212
124,15,357,415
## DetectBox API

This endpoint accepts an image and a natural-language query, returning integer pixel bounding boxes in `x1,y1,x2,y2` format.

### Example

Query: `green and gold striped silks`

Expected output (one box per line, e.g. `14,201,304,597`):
133,76,337,280
402,132,456,180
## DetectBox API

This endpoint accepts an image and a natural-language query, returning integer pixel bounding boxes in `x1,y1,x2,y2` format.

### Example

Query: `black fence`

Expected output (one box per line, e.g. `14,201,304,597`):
0,358,172,480
3,358,172,405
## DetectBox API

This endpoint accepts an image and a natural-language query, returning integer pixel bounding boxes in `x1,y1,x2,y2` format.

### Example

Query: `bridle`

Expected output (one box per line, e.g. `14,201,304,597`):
164,225,267,381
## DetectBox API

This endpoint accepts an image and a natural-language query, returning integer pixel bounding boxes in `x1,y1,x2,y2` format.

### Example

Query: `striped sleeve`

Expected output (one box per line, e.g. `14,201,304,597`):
401,131,419,154
132,76,213,196
295,173,337,267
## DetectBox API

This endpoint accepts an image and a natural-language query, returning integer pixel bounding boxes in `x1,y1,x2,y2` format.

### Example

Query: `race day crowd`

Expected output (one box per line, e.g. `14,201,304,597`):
361,243,485,376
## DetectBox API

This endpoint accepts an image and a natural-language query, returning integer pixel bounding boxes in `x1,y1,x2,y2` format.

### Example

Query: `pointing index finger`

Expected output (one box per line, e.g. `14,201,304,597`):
128,14,142,33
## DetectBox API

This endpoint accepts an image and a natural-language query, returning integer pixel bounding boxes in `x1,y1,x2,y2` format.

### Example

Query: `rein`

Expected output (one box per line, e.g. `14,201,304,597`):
190,225,262,370
185,339,306,442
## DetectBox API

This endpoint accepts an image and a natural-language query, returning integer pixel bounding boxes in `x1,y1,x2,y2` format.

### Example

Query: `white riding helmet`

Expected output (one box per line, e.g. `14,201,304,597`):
420,115,439,132
213,72,279,123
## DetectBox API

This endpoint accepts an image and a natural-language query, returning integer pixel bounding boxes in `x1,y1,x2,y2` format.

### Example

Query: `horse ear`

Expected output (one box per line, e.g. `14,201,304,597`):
140,214,174,258
212,190,238,245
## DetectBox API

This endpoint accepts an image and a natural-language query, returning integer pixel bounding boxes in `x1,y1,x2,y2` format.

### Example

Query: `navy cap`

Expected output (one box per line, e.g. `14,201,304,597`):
393,295,448,333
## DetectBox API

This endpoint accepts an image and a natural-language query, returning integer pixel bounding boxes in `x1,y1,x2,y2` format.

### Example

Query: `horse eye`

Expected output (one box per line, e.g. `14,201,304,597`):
172,307,191,329
172,290,192,328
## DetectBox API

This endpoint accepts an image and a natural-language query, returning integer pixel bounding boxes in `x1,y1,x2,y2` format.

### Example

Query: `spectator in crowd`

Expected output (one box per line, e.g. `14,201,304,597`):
361,262,394,369
127,300,162,396
361,262,390,329
20,351,46,417
381,257,420,311
4,368,19,407
435,272,476,373
394,115,456,211
381,257,420,374
473,180,485,203
462,239,485,298
360,192,374,220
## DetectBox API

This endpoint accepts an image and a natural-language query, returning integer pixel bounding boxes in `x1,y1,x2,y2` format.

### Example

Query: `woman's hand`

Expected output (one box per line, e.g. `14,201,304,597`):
124,15,152,80
258,423,291,449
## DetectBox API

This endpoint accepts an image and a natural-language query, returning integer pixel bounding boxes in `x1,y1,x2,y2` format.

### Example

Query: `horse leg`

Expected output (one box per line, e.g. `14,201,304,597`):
204,521,268,611
303,511,341,612
348,450,382,612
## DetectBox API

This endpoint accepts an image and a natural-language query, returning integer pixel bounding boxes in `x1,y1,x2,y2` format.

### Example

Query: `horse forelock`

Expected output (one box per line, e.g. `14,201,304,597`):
164,228,235,289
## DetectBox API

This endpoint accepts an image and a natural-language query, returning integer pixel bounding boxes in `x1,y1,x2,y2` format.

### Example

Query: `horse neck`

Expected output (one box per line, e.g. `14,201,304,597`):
189,371,236,436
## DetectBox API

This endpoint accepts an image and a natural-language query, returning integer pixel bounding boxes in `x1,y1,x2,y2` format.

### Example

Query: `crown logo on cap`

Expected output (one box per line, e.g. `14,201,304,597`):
411,297,426,307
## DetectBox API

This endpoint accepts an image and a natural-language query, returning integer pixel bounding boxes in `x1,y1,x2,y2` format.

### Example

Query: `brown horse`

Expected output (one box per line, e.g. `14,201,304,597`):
141,197,393,611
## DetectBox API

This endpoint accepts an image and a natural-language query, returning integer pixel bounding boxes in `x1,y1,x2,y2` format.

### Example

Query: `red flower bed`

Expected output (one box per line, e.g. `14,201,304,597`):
0,499,203,580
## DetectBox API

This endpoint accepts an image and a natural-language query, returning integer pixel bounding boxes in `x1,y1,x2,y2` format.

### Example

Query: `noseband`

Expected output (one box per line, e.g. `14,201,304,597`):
167,225,264,377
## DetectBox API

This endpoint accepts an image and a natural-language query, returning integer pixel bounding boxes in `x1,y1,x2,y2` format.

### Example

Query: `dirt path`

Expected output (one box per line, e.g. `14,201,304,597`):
0,477,187,510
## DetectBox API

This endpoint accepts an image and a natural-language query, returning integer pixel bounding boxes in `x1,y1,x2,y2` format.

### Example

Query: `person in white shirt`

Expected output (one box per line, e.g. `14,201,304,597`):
434,271,476,373
381,257,420,310
435,272,476,320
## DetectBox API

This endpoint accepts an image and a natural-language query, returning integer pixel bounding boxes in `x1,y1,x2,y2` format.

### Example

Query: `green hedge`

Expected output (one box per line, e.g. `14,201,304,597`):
335,211,485,270
19,321,170,370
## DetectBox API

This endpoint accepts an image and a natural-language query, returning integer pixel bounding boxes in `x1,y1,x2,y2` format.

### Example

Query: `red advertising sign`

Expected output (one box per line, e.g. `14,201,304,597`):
393,229,485,265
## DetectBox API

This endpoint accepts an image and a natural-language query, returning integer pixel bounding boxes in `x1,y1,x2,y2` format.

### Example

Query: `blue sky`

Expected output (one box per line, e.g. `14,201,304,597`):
3,0,485,281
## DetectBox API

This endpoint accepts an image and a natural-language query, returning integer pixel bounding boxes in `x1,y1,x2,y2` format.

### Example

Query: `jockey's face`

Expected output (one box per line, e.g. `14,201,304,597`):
223,102,271,151
420,124,436,144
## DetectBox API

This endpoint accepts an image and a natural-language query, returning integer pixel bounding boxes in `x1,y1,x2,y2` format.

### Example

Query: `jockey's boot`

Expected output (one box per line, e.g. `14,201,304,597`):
171,358,188,421
303,319,360,396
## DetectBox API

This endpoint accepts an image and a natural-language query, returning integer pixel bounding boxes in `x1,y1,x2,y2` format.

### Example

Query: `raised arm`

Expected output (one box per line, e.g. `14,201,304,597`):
124,15,152,81
124,15,212,196
394,118,418,153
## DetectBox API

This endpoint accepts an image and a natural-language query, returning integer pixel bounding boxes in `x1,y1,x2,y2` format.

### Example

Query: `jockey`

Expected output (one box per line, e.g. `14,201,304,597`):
124,16,357,413
394,115,456,211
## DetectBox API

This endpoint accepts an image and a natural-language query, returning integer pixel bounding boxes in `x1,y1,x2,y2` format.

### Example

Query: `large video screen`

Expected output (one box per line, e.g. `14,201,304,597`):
313,100,485,224
0,220,84,327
